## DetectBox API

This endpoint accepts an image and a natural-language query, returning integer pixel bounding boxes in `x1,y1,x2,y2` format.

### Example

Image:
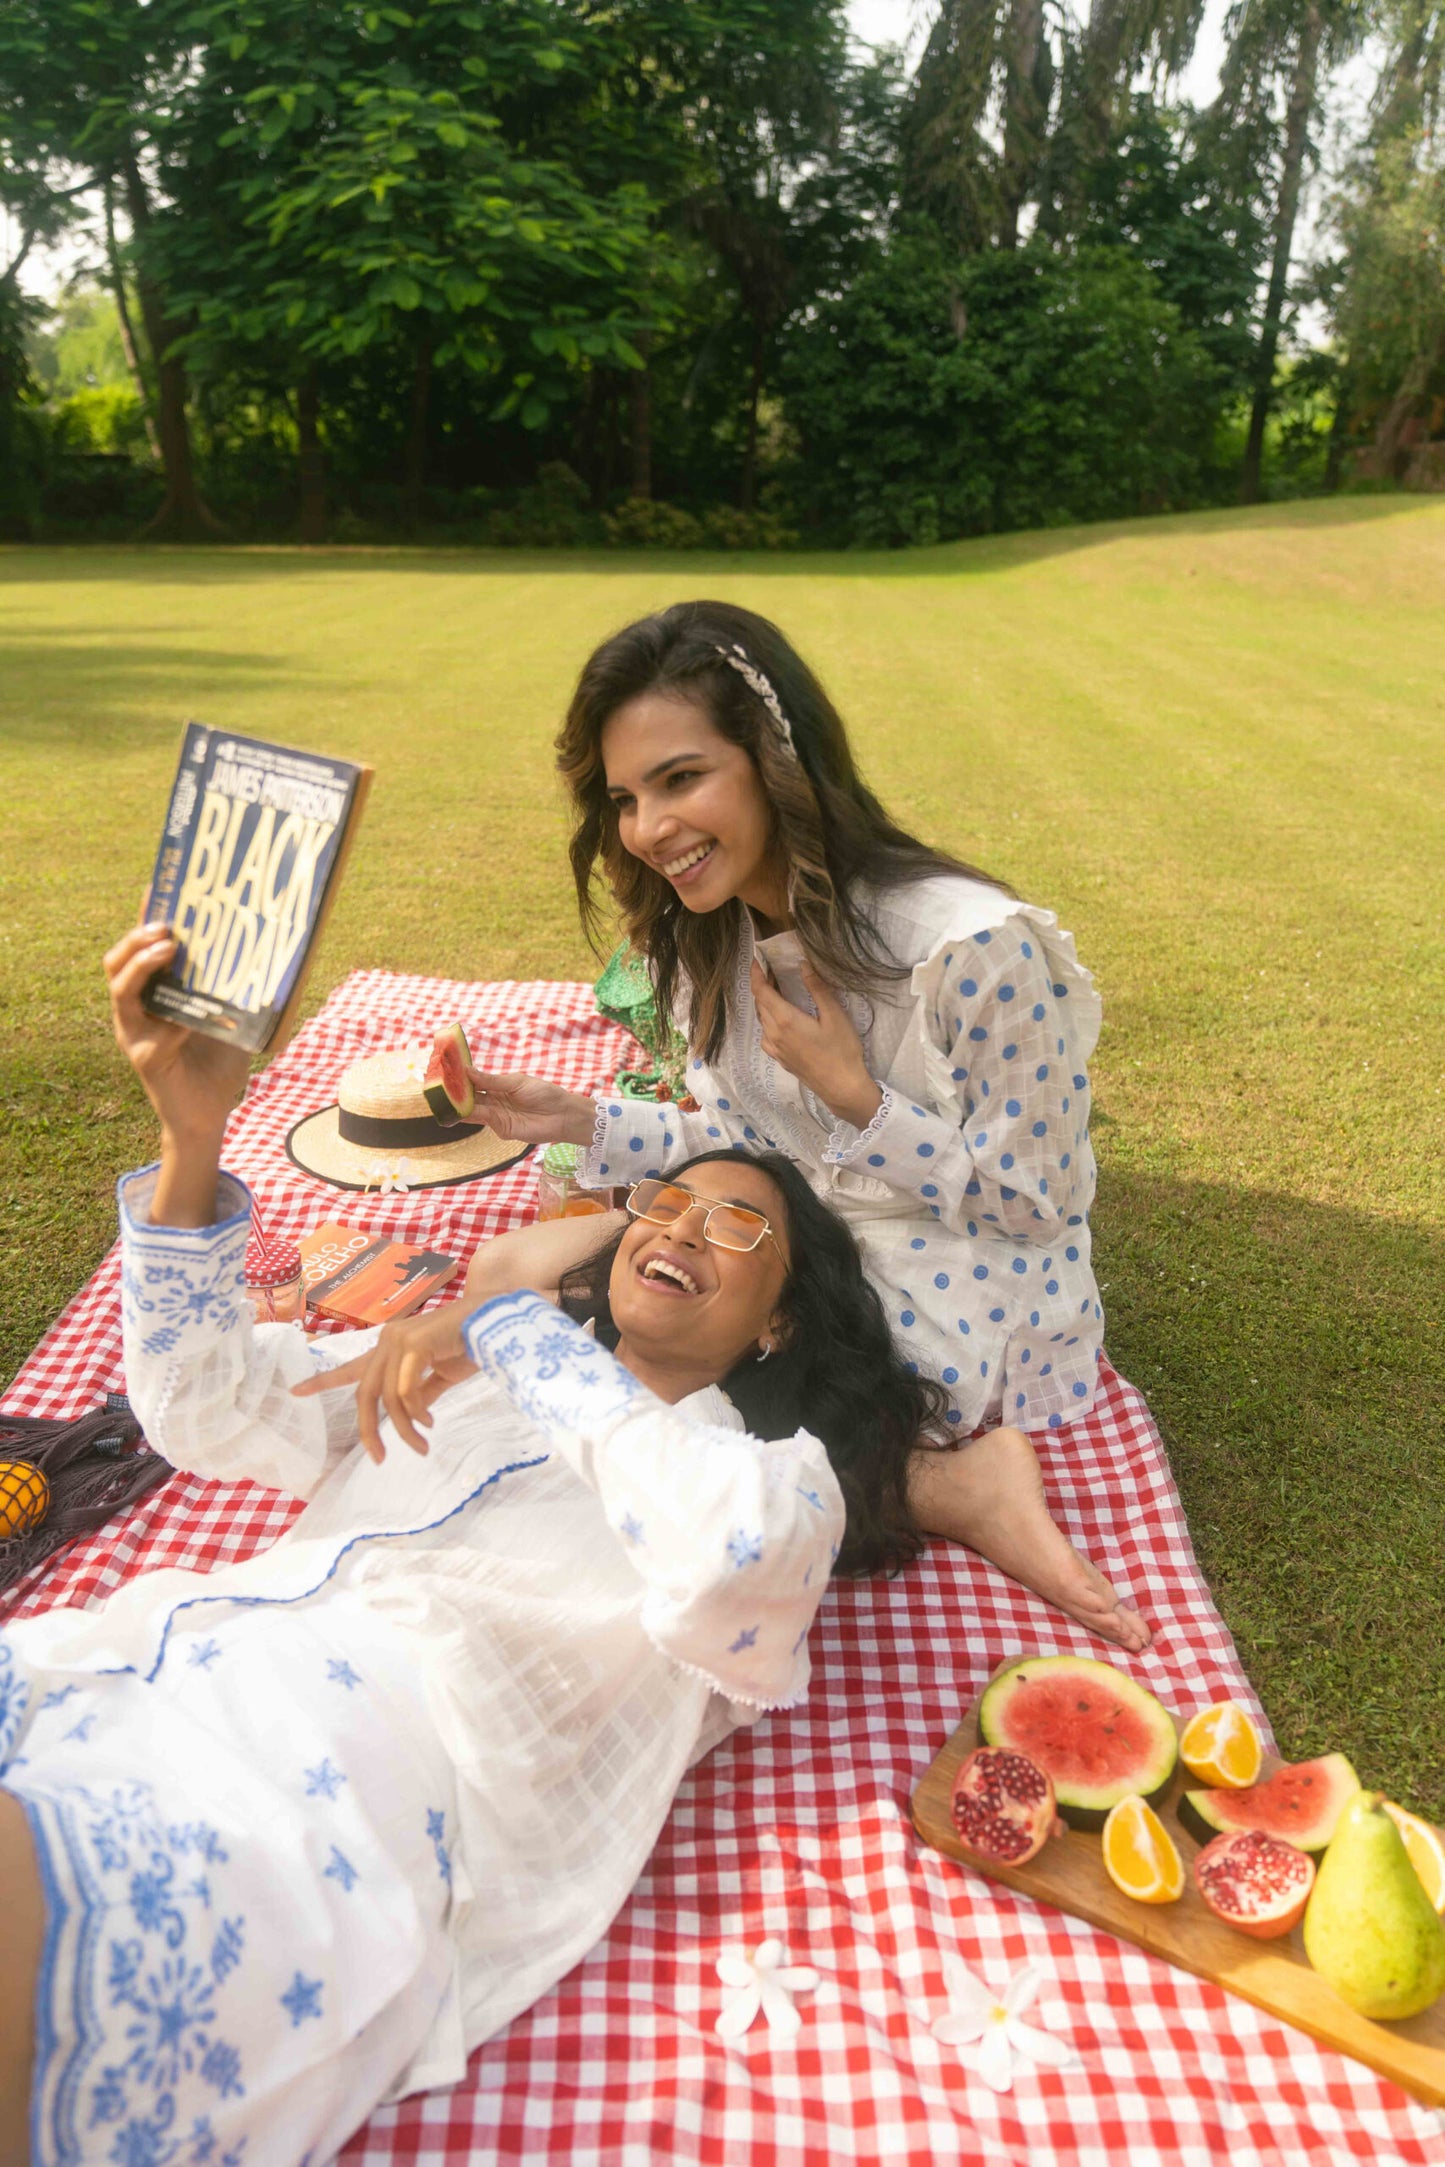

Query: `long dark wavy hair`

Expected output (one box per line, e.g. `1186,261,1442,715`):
555,599,1004,1061
558,1149,955,1577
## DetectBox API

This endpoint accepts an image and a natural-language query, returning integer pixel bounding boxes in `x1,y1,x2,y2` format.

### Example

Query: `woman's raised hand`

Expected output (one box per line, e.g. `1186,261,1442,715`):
292,1300,478,1462
457,1056,598,1148
749,958,883,1131
104,923,250,1142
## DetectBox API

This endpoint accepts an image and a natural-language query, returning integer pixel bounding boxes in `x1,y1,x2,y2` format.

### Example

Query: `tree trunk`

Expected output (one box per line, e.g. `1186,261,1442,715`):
103,178,159,463
1370,323,1445,479
296,366,326,542
402,336,433,530
1241,2,1323,504
120,150,222,539
628,331,653,500
740,332,765,511
1322,365,1352,491
999,0,1047,249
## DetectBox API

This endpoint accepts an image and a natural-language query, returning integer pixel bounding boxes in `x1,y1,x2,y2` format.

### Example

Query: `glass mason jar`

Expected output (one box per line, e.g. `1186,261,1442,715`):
537,1142,617,1221
244,1238,307,1325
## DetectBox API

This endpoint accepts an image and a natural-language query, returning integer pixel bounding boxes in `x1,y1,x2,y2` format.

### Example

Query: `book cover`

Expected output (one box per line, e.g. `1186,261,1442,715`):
299,1222,459,1326
142,722,373,1056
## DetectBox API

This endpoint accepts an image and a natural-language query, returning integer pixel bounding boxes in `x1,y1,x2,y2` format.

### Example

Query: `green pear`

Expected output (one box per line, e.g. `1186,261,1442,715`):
1303,1790,1445,2020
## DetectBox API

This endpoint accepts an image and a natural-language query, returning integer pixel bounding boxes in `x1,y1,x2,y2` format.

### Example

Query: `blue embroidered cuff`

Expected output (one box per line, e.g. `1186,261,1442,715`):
118,1163,253,1245
118,1163,252,1362
464,1289,644,1441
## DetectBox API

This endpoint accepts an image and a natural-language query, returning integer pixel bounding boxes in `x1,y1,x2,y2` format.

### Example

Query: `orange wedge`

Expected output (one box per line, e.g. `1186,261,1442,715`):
1383,1800,1445,1913
1179,1700,1264,1790
1102,1793,1185,1903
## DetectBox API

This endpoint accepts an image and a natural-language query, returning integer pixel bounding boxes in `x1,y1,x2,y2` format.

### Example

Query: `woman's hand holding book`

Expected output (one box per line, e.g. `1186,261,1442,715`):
105,923,251,1227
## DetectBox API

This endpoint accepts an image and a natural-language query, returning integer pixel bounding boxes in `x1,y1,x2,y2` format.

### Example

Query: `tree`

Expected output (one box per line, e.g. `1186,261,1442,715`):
149,0,663,533
0,0,226,535
1212,0,1363,500
1325,0,1445,478
781,225,1226,543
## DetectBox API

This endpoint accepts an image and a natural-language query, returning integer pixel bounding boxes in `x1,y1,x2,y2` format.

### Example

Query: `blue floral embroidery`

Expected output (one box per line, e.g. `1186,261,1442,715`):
726,1530,763,1569
65,1713,98,1744
40,1682,78,1713
302,1759,345,1800
279,1973,323,2028
323,1846,358,1892
619,1512,645,1546
467,1294,642,1435
795,1485,824,1512
27,1778,255,2164
209,1919,244,1985
325,1659,363,1690
187,1642,222,1672
122,1251,244,1361
0,1645,31,1763
427,1807,452,1886
727,1627,759,1652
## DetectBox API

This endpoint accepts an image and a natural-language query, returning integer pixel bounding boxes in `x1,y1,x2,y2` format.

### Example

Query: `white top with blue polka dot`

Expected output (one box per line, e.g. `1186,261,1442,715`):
579,876,1106,1435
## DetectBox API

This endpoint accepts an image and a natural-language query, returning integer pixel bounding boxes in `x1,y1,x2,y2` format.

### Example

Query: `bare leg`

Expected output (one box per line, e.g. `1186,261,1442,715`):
909,1427,1152,1653
0,1790,43,2167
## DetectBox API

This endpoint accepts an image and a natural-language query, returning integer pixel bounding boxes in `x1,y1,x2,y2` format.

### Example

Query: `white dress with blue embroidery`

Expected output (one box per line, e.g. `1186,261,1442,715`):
579,875,1105,1435
0,1167,843,2167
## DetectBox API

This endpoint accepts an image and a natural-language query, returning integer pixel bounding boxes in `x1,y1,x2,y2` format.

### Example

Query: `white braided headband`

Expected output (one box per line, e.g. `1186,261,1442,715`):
712,642,798,761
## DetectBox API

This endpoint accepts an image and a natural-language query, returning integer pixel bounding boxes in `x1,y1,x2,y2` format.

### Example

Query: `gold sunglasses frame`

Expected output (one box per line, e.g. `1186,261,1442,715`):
625,1178,784,1258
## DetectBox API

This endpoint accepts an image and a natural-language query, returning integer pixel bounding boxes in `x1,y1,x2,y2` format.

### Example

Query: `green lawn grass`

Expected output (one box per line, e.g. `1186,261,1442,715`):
3,499,1442,1811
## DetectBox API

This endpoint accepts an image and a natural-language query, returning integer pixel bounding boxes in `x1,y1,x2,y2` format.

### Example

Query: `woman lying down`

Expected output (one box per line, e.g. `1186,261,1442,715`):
0,925,950,2167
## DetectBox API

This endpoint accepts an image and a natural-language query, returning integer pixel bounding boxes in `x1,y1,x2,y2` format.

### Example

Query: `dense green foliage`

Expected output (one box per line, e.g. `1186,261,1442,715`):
2,0,1441,542
783,230,1225,543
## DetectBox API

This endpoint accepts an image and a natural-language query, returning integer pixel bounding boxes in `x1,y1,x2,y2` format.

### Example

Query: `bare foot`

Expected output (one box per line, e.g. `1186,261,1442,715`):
908,1426,1152,1653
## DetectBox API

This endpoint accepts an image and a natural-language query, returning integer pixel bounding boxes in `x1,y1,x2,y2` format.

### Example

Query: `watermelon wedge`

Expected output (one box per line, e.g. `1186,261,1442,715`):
978,1654,1179,1831
424,1024,475,1126
1177,1752,1360,1856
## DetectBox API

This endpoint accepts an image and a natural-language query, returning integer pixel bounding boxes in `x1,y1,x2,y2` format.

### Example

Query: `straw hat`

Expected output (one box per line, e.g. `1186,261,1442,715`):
285,1047,532,1192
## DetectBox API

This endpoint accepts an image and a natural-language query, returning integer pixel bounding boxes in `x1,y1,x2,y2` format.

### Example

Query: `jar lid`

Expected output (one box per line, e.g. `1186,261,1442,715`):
541,1141,580,1178
244,1236,302,1288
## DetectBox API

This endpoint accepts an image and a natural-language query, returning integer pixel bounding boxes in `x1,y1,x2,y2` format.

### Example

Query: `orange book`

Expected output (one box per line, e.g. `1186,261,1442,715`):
299,1222,458,1326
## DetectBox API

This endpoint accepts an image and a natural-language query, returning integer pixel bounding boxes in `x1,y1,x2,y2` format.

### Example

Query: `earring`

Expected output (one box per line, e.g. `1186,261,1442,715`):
756,1341,772,1363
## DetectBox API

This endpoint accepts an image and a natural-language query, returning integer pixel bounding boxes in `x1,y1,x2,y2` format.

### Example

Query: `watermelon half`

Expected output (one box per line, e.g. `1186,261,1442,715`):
978,1654,1180,1830
1177,1752,1359,1856
424,1023,475,1126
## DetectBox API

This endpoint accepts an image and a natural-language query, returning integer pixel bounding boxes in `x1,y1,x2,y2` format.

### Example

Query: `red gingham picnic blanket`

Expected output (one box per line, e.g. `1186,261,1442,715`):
5,971,1441,2166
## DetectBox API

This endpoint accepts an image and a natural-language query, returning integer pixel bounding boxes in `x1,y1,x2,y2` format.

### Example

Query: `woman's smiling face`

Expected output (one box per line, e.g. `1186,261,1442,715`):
608,1157,791,1385
601,691,786,922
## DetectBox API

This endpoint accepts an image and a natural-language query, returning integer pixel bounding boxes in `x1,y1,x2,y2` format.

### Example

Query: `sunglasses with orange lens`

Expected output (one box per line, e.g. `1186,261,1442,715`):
626,1177,782,1257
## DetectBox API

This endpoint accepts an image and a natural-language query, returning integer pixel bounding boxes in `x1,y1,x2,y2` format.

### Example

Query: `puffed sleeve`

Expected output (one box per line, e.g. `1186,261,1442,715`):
464,1291,843,1709
575,1092,732,1190
822,912,1097,1243
119,1164,376,1499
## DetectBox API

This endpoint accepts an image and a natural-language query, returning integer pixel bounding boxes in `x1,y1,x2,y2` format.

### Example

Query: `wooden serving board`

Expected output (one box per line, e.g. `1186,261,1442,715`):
912,1661,1445,2108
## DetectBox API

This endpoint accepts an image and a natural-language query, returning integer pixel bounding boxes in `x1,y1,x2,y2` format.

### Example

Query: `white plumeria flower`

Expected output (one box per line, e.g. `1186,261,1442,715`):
368,1158,416,1195
715,1939,819,2040
929,1958,1077,2093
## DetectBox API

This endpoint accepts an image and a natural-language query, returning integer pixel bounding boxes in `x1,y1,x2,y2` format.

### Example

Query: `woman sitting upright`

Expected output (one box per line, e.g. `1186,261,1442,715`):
452,600,1148,1651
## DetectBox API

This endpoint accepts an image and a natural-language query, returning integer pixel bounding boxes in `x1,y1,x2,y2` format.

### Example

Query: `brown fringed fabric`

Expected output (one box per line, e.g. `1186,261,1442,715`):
0,1398,173,1596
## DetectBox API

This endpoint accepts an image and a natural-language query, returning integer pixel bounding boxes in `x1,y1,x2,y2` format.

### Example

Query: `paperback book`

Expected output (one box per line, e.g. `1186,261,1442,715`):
142,722,372,1055
299,1223,459,1326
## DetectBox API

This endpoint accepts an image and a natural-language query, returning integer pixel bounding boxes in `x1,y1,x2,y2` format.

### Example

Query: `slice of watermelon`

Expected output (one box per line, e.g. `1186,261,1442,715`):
977,1654,1179,1831
424,1024,475,1126
1177,1752,1360,1856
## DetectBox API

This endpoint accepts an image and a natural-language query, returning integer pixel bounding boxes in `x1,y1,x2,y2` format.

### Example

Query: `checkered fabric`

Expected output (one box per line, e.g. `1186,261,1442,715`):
4,972,1441,2165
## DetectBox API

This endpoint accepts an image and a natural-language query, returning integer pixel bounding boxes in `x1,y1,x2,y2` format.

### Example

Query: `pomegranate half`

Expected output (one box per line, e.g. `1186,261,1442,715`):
950,1746,1059,1866
1192,1827,1315,1939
